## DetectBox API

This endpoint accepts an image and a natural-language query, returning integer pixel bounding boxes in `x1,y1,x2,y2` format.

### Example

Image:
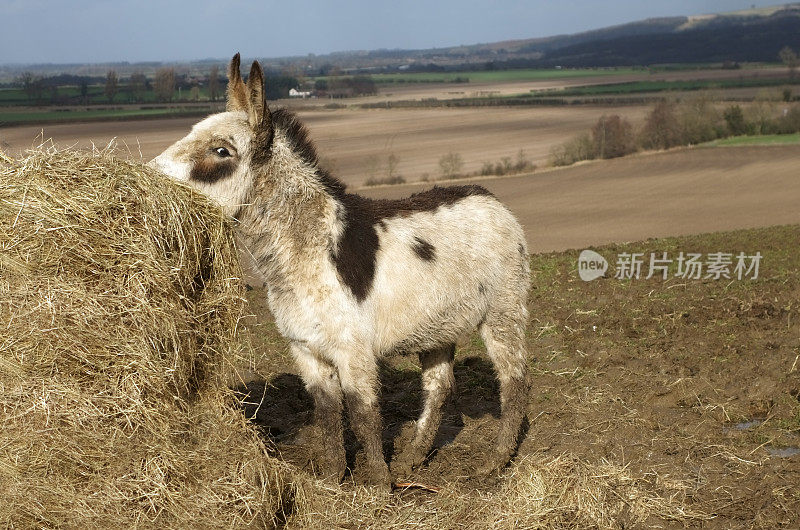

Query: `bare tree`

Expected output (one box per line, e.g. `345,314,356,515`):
747,89,777,135
364,154,379,182
438,152,464,179
678,94,721,143
723,105,748,136
154,68,176,102
105,70,119,103
386,153,399,180
639,101,682,150
129,71,147,102
591,115,635,159
79,80,89,105
779,46,798,79
208,65,220,101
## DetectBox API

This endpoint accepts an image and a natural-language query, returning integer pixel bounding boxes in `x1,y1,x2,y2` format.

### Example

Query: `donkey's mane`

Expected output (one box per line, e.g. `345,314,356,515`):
272,108,347,198
272,108,494,213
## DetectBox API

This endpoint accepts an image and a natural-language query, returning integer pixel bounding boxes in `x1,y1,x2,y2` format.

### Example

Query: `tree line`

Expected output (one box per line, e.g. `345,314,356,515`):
550,47,800,166
11,68,378,106
14,67,222,105
551,92,800,166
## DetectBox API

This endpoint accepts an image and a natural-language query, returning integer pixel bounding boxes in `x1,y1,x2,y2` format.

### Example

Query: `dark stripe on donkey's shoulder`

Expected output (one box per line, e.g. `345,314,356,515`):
331,194,380,303
330,185,491,302
269,108,495,302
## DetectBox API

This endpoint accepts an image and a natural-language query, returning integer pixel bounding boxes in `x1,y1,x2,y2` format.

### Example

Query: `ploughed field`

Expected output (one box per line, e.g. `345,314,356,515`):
0,106,651,185
241,224,800,528
363,143,800,252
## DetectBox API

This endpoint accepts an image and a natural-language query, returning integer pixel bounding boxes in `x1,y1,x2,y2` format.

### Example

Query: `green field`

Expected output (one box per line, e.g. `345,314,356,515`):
0,107,212,126
706,133,800,146
0,85,215,107
532,76,800,97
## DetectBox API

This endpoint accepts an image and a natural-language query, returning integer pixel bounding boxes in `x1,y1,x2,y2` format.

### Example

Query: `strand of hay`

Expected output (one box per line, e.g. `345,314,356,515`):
0,147,299,528
0,148,13,166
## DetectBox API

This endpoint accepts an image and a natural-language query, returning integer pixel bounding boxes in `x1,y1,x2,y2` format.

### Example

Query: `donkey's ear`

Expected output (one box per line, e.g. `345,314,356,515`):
226,53,248,112
246,60,271,130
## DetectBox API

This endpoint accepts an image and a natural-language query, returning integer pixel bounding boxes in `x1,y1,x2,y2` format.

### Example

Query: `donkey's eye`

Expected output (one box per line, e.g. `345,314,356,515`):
213,147,231,158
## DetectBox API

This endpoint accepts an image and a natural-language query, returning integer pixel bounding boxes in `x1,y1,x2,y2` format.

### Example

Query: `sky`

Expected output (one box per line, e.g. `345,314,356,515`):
0,0,788,64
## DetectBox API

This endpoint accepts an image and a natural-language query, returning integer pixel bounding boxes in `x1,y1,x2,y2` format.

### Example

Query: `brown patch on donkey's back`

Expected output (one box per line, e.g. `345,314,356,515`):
331,185,493,303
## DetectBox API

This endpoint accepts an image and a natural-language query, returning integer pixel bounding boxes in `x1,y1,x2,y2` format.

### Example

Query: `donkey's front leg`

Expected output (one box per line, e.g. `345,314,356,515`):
292,343,346,481
338,353,391,489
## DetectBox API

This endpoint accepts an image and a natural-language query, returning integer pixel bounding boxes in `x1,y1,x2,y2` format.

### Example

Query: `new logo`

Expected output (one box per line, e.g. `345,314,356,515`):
578,250,608,281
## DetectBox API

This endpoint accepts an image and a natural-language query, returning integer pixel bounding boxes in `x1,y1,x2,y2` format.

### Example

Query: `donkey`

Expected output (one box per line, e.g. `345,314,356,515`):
150,54,531,488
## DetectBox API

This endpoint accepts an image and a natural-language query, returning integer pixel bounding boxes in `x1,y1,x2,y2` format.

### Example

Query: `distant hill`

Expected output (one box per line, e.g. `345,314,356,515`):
304,3,800,72
528,4,800,67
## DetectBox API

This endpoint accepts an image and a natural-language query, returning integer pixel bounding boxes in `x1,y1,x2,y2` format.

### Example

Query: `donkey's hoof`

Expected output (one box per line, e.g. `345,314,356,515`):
355,461,391,491
390,448,425,478
297,425,346,481
390,459,413,479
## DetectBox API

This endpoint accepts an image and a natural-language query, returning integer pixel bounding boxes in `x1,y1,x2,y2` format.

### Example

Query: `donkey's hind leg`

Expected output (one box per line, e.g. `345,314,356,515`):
391,344,455,477
478,306,530,474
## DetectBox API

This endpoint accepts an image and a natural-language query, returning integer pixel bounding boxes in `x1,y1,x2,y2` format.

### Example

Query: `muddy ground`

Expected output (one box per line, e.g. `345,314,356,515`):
238,224,799,528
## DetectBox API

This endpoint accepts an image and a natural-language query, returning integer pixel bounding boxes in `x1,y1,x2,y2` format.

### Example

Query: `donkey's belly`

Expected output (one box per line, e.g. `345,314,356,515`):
373,280,491,356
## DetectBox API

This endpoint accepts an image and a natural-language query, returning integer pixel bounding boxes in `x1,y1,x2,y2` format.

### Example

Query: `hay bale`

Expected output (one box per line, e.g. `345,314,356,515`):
0,148,297,528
